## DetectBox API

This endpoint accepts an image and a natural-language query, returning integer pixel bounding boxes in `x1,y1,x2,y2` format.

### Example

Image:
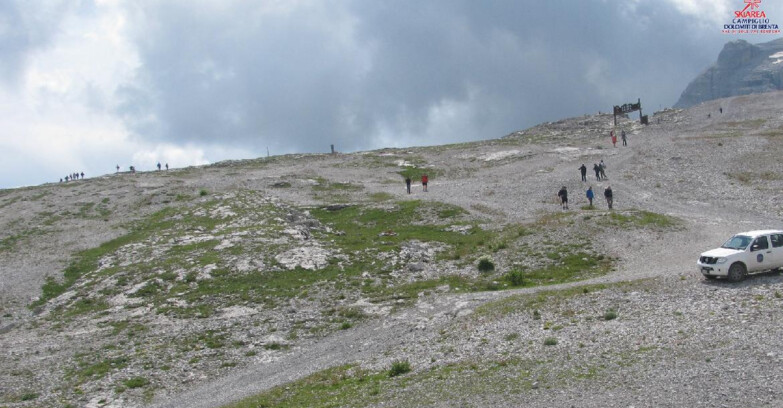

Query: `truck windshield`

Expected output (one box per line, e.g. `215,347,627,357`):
722,235,752,250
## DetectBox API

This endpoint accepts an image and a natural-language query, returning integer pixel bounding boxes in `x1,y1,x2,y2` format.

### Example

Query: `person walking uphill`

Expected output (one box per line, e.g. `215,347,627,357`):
604,185,613,209
421,174,428,192
405,176,412,194
557,186,568,210
621,129,627,146
586,186,594,207
579,164,587,182
593,163,601,181
611,130,617,147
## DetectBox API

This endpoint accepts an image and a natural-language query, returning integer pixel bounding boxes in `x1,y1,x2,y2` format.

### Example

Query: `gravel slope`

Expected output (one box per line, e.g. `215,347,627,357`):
3,92,783,407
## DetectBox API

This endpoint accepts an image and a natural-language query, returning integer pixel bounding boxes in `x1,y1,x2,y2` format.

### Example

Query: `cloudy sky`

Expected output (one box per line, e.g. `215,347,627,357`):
1,0,781,189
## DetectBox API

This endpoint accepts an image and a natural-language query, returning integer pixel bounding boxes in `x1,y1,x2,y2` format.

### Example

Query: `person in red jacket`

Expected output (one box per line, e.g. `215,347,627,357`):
421,174,428,192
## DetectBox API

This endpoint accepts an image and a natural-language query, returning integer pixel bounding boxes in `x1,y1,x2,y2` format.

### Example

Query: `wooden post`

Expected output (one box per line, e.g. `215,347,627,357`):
638,98,643,122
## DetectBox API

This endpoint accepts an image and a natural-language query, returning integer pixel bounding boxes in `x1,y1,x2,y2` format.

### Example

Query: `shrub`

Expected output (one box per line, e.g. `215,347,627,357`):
477,256,495,273
604,310,618,321
264,342,284,350
505,270,526,286
199,189,209,196
20,392,39,401
123,376,149,389
543,337,558,346
388,360,412,377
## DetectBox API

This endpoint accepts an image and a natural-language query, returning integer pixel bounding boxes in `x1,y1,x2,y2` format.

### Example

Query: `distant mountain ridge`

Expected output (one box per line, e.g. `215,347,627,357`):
674,37,783,108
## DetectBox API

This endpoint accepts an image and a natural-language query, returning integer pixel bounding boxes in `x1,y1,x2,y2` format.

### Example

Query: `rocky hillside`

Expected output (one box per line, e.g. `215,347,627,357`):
3,92,783,407
675,38,783,108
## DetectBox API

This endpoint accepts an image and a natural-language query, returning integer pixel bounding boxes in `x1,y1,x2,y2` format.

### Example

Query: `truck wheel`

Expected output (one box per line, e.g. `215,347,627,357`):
728,263,746,282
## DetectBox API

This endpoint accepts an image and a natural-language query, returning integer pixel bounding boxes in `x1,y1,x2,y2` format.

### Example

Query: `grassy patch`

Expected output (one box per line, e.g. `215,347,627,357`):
221,355,624,408
369,192,394,202
310,200,486,258
505,252,611,288
68,354,130,385
123,376,150,389
31,207,180,309
388,360,412,377
312,177,364,192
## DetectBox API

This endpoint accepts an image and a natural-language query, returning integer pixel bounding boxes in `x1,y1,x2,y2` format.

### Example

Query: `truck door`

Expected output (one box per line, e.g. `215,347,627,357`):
749,235,772,272
769,233,783,269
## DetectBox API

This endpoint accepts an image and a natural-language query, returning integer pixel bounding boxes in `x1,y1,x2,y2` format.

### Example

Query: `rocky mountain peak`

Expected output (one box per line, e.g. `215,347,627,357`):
674,37,783,108
716,39,759,69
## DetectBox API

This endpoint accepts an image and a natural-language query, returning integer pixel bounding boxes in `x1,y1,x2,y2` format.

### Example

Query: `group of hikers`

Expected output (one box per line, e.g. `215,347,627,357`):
557,184,612,210
579,160,607,182
404,174,428,194
60,172,85,183
114,163,169,174
610,129,627,147
558,128,626,210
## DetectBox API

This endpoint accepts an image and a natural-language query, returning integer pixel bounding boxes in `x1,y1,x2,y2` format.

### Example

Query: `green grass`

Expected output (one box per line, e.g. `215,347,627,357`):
369,192,394,202
68,355,130,385
388,360,412,377
311,200,484,258
503,252,611,288
123,376,150,389
221,352,648,408
31,207,180,309
312,178,364,192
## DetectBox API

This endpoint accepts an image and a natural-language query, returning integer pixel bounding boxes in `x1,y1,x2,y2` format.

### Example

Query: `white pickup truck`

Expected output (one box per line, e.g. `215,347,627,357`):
697,230,783,281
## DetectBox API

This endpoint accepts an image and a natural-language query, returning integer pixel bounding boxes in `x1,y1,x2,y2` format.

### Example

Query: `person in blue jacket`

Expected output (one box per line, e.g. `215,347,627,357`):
586,186,594,207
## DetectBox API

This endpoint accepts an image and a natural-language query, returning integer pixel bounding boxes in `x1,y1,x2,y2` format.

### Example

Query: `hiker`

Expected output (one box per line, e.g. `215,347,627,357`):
157,162,161,171
165,163,169,170
599,160,607,179
593,163,601,181
116,164,120,173
557,186,568,210
586,186,594,207
719,107,723,114
405,176,411,194
421,174,428,192
621,129,627,146
80,172,84,179
604,185,613,209
579,164,587,182
611,130,617,147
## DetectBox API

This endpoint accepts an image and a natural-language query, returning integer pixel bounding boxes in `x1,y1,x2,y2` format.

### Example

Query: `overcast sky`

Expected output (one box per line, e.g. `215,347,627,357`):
1,0,781,189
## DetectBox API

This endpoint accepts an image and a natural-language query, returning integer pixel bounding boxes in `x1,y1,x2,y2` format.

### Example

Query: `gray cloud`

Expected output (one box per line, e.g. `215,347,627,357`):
0,0,76,87
114,1,737,156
